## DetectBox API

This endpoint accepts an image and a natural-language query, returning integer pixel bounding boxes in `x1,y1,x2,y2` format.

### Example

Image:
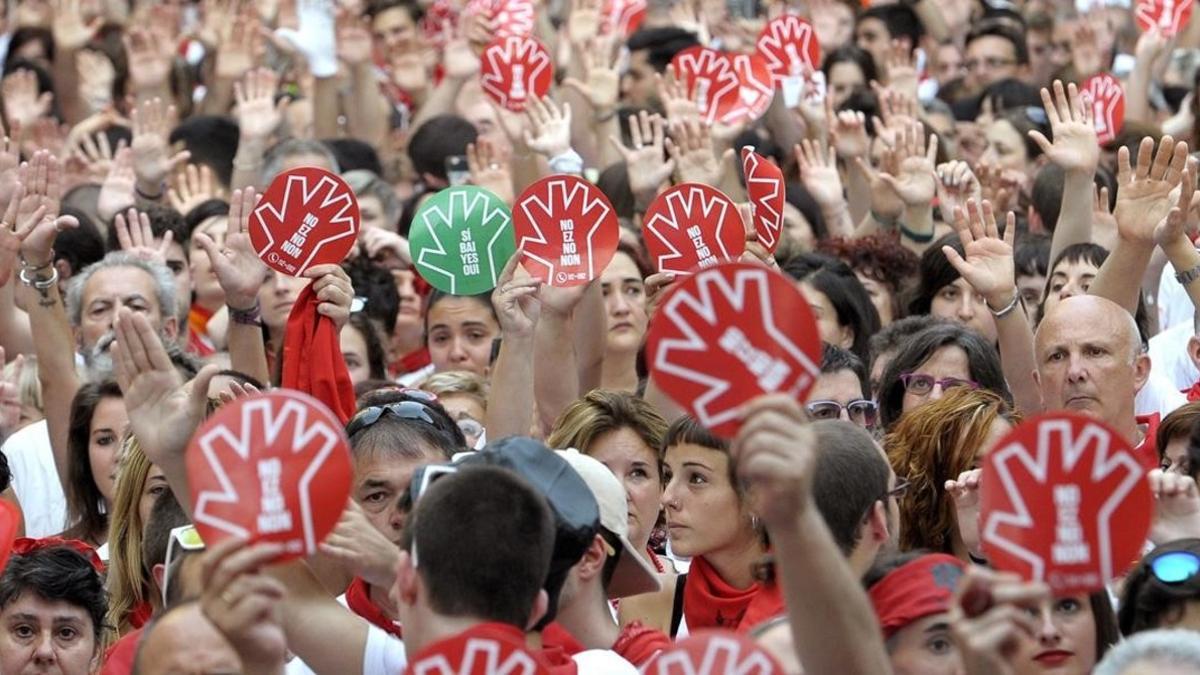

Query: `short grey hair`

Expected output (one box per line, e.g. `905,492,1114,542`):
261,138,341,185
1094,629,1200,675
65,252,177,329
344,169,401,230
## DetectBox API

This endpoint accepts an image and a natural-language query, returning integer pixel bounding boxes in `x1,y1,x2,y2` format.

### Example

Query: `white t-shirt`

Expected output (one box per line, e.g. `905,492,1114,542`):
573,649,639,674
286,624,407,675
2,420,66,538
1158,261,1196,332
1149,321,1198,391
1137,367,1189,419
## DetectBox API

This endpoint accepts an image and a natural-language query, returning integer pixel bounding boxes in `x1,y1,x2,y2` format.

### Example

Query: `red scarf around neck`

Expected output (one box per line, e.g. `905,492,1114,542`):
281,285,356,424
345,577,403,640
683,555,783,634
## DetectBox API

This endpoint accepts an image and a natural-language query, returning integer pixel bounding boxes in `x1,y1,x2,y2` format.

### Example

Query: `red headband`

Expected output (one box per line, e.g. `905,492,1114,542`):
869,553,965,639
11,537,105,574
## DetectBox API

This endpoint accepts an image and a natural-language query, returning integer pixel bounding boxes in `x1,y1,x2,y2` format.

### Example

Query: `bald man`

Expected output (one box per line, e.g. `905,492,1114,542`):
132,602,241,675
1034,295,1153,451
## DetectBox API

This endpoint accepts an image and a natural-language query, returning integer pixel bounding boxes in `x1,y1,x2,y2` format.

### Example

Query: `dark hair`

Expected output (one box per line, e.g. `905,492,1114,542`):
8,27,54,64
367,0,424,22
877,323,1011,430
425,290,498,333
343,257,401,335
1157,404,1200,481
818,233,920,318
182,199,230,238
1014,233,1050,280
995,108,1050,162
860,6,923,50
345,312,389,381
64,380,124,544
626,27,701,71
351,389,466,459
400,465,555,628
821,343,869,399
168,116,239,187
663,415,728,453
864,550,930,589
1031,164,1066,231
1037,243,1152,342
140,489,188,577
838,87,881,137
407,115,478,183
812,420,890,556
909,233,969,317
782,253,882,363
53,213,106,278
325,138,384,176
0,544,108,642
822,45,879,85
869,315,949,365
980,78,1042,114
106,203,189,257
1119,539,1200,635
785,183,828,242
596,161,636,221
0,452,9,492
966,19,1030,65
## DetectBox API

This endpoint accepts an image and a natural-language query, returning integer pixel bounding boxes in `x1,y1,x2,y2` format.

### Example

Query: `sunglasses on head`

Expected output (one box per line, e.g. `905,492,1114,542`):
1150,550,1200,585
346,397,455,438
161,525,204,606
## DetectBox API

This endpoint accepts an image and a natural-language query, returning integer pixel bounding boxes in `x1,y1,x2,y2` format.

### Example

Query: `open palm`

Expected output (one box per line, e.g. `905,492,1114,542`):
942,199,1015,301
195,188,267,309
1114,136,1190,245
1029,81,1098,174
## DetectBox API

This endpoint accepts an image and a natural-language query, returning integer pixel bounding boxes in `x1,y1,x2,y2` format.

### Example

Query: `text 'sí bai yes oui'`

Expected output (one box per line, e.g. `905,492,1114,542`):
459,230,481,276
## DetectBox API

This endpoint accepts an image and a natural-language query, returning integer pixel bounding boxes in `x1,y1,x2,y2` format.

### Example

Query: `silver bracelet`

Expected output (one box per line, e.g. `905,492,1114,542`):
19,266,58,290
986,292,1022,318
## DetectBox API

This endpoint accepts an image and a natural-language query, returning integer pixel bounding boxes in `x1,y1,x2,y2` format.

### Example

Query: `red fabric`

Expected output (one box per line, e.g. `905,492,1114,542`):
405,622,556,675
868,553,965,639
99,628,143,675
683,555,785,633
186,305,216,357
281,285,356,424
612,621,672,667
345,577,403,639
391,347,432,379
128,601,153,630
1136,413,1162,470
1187,381,1200,402
12,537,104,573
539,623,584,673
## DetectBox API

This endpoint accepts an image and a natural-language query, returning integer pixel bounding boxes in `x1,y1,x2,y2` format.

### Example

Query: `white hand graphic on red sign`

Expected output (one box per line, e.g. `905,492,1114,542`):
187,391,352,561
602,0,646,36
647,263,821,437
1079,74,1126,145
724,53,774,125
473,0,535,38
980,413,1152,595
410,638,543,675
647,631,782,675
643,183,745,275
251,168,360,276
514,175,618,286
480,36,553,112
756,15,822,83
1136,0,1194,37
741,148,784,253
671,47,742,126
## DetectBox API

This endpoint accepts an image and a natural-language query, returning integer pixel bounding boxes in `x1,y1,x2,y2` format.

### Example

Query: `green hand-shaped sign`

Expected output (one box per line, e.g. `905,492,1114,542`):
410,186,517,295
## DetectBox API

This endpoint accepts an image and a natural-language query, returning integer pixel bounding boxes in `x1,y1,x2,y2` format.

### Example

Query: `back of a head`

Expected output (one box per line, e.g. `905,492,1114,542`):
811,420,889,557
862,5,922,49
403,465,555,628
1094,629,1200,675
168,115,239,187
407,115,478,184
625,27,700,71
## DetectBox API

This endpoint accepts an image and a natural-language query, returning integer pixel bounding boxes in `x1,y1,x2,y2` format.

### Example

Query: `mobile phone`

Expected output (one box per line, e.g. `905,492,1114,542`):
446,155,470,186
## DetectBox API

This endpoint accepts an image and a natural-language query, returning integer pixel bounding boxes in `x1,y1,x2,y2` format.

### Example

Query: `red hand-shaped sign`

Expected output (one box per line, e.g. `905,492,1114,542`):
603,0,646,36
466,0,535,38
646,263,821,437
643,183,745,275
0,500,20,574
186,390,353,562
980,412,1153,595
741,148,785,253
250,168,360,276
645,631,784,675
480,36,553,112
670,47,742,126
1136,0,1194,37
756,15,822,83
1079,73,1126,145
513,175,619,287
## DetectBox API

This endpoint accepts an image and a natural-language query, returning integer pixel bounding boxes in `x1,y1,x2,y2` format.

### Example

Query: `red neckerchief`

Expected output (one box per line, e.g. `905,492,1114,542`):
612,621,672,668
683,555,784,634
405,622,555,675
391,347,432,379
128,601,153,630
1135,413,1162,470
539,622,584,672
99,627,143,675
1187,381,1200,402
345,578,403,640
187,305,216,357
281,285,356,424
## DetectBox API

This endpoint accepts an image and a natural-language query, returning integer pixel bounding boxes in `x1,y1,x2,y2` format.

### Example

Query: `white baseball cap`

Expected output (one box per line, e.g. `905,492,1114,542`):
556,449,663,599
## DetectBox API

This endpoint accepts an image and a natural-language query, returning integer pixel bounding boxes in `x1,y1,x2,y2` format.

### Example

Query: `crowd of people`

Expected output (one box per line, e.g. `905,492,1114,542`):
5,0,1200,672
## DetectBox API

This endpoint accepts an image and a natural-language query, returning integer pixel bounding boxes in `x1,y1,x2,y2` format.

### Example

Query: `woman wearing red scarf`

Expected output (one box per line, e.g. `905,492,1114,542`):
660,416,783,637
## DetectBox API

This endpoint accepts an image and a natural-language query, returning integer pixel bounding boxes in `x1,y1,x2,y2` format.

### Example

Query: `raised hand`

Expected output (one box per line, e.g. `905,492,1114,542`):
1028,80,1098,175
666,119,719,186
0,136,21,212
97,147,137,224
936,160,983,223
882,39,918,99
466,140,514,205
976,161,1022,213
2,71,52,132
234,68,286,142
942,199,1017,309
565,0,602,45
522,96,572,159
16,152,75,269
193,188,268,311
335,7,373,67
303,264,354,330
1153,161,1197,250
795,139,845,209
0,347,23,433
948,568,1047,675
562,38,620,116
0,184,35,286
644,271,676,318
359,226,410,269
198,537,289,674
871,83,919,147
273,0,338,78
442,33,480,81
168,164,224,217
1070,20,1102,80
50,0,101,51
114,208,172,266
657,66,701,127
828,102,869,160
873,122,938,207
1115,135,1191,245
318,501,401,588
131,98,189,195
609,111,675,201
491,251,541,338
731,394,817,527
72,131,120,184
215,12,264,81
1148,468,1200,544
944,468,984,561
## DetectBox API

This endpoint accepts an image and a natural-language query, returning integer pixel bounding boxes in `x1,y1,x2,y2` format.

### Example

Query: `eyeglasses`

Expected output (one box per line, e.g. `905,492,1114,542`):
457,417,484,441
883,477,911,502
162,525,205,606
899,373,979,397
964,57,1017,71
1150,551,1200,584
805,399,878,428
346,400,457,438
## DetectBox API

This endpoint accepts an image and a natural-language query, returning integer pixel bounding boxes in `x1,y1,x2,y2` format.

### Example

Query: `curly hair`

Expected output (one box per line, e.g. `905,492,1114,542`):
818,233,920,318
884,387,1019,554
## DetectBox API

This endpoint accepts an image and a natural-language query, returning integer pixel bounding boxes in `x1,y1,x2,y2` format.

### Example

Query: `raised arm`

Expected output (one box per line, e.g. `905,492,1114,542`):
1029,81,1099,265
230,69,287,192
485,253,541,440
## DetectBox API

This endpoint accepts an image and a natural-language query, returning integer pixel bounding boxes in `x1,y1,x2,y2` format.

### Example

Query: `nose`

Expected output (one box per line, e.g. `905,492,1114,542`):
1059,281,1077,300
1067,352,1089,383
271,270,289,295
389,499,406,533
609,291,631,316
661,476,680,511
448,337,469,362
1036,607,1062,645
32,630,56,663
958,293,976,321
929,382,949,401
838,406,851,422
980,147,998,165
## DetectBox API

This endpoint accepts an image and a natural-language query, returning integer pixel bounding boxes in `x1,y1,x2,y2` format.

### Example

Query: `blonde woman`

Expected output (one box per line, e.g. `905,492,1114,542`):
419,370,489,448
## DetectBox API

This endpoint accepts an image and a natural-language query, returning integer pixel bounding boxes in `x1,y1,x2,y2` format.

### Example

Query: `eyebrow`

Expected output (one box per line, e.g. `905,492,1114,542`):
924,622,950,634
682,461,712,471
